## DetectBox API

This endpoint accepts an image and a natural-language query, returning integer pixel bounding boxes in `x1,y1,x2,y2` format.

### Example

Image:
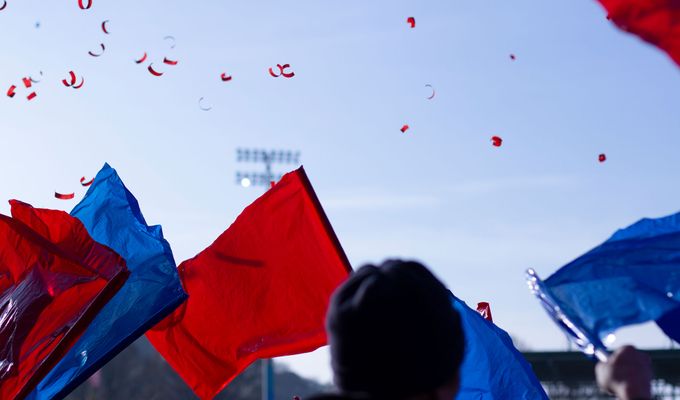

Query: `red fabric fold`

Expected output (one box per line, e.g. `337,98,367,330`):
599,0,680,66
0,200,128,400
147,167,351,399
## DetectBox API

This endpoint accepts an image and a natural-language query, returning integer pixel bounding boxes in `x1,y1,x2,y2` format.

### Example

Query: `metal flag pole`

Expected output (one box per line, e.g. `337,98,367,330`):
525,268,610,362
235,148,302,400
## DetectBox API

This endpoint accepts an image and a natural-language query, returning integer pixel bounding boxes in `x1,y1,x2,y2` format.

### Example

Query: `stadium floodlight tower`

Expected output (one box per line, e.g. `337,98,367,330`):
235,148,301,400
236,148,301,189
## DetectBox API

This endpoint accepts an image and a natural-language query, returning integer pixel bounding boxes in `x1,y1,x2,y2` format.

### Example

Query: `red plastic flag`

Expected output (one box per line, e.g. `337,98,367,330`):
147,167,351,399
0,200,128,400
598,0,680,67
476,302,493,322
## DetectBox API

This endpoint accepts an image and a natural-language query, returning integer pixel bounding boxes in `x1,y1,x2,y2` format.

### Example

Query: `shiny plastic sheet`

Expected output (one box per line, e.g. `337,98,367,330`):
452,296,548,400
147,166,351,399
599,0,680,67
28,163,187,400
545,209,680,345
0,201,128,400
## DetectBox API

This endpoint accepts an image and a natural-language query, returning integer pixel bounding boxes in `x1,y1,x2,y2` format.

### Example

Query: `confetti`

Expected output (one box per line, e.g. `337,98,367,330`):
80,177,94,186
147,64,163,76
62,71,84,89
163,57,178,66
425,84,435,100
510,54,516,61
6,85,16,98
22,77,31,88
62,71,77,87
77,0,92,10
400,124,409,133
198,97,212,111
135,52,148,64
88,43,106,57
491,136,503,147
55,192,75,200
220,73,232,82
101,20,110,34
0,1,6,11
26,92,37,100
599,153,606,163
407,16,416,28
163,35,176,49
269,64,295,78
29,71,43,83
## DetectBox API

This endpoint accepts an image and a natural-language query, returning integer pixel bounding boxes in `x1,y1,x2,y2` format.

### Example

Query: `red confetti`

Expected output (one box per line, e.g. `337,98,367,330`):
220,73,232,82
163,57,178,66
135,52,147,64
599,153,607,162
77,0,92,9
476,302,493,322
22,77,31,88
491,136,503,147
26,92,37,101
101,20,109,34
279,63,295,78
400,124,409,133
425,84,435,100
0,1,6,11
599,0,680,67
62,71,77,87
88,43,106,57
510,54,516,61
55,192,75,200
7,85,16,98
80,176,94,186
269,64,295,78
407,16,416,28
147,64,163,76
72,78,84,89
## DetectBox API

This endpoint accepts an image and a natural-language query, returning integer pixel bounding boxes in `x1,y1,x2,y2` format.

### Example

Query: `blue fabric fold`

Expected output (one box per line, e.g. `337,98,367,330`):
452,295,548,400
545,210,680,345
28,163,188,400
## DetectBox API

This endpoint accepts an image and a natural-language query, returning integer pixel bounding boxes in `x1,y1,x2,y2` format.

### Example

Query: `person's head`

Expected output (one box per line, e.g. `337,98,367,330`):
326,260,465,400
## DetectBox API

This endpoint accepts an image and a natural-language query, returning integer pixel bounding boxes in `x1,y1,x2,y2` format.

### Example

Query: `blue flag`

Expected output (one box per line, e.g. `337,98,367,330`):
544,210,680,346
452,295,548,400
28,163,188,400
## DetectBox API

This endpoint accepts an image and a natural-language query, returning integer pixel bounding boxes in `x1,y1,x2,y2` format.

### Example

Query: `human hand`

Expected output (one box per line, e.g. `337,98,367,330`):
595,345,652,400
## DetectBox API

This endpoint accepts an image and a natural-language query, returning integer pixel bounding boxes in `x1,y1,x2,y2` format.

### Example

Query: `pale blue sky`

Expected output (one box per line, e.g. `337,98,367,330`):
2,0,680,384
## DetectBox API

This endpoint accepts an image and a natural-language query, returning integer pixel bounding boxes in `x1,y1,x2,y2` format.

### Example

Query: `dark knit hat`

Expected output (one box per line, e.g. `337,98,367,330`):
327,260,465,399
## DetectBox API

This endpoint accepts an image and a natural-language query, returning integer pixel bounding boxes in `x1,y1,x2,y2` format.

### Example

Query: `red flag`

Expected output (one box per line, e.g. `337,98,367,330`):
0,200,128,400
599,0,680,67
476,302,493,322
147,167,351,399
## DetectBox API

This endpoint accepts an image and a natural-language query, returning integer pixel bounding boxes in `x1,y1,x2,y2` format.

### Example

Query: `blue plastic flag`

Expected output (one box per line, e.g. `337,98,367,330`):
452,295,548,400
28,163,188,400
544,210,680,346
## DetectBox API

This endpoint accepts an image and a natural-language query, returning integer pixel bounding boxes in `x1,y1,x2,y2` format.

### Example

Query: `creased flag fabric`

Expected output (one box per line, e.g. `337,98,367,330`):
598,0,680,67
0,200,128,400
545,210,680,345
452,296,548,400
147,166,351,399
27,163,188,400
